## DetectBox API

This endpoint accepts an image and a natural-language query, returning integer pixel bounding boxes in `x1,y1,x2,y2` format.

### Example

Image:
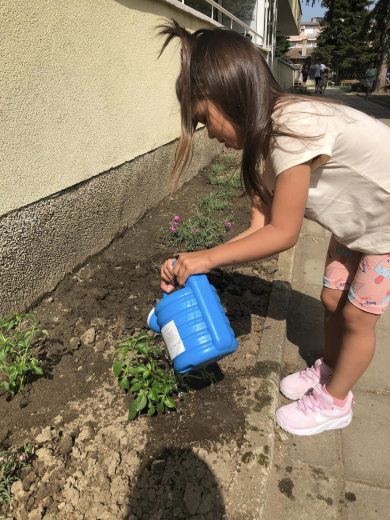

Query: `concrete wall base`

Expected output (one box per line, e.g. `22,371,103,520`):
0,128,222,316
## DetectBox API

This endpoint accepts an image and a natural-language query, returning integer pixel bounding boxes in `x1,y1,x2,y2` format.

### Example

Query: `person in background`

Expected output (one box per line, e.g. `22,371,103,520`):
319,65,328,94
300,56,311,90
365,62,376,98
312,59,323,94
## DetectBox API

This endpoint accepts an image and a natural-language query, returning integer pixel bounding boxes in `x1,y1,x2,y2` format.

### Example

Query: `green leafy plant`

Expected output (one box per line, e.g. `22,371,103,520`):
225,154,236,163
164,212,232,252
0,443,30,505
212,163,224,175
195,189,235,214
0,314,47,395
113,333,216,421
209,172,241,189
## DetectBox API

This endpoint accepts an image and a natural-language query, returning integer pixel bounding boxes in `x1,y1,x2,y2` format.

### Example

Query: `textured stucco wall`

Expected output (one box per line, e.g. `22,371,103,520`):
274,59,295,90
0,129,222,316
0,0,216,216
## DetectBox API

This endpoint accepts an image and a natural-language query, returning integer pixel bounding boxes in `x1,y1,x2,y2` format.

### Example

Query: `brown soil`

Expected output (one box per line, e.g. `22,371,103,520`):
1,151,278,520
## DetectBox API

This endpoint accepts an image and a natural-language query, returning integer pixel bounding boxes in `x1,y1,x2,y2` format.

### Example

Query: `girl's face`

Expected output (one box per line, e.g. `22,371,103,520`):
193,101,244,150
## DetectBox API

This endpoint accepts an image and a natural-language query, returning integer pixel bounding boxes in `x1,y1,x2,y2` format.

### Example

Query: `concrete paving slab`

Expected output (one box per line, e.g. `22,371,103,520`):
341,391,390,486
286,289,324,366
302,219,331,237
344,481,390,520
264,460,340,520
302,257,325,285
288,430,339,469
376,314,390,336
295,236,329,263
356,329,390,392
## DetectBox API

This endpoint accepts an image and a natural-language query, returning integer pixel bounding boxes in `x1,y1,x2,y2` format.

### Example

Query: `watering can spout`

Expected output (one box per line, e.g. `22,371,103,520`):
147,308,161,333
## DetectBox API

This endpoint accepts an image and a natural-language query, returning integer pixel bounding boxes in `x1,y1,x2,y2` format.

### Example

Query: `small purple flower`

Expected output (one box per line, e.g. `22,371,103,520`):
191,229,199,233
173,216,181,222
18,455,26,463
172,221,180,226
169,227,177,233
225,221,232,228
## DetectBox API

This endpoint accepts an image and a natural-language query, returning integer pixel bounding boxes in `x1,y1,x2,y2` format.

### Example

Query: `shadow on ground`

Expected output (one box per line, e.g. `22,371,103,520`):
125,447,225,519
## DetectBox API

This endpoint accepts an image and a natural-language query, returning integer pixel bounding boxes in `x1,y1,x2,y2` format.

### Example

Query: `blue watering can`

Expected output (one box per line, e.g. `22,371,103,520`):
147,268,238,374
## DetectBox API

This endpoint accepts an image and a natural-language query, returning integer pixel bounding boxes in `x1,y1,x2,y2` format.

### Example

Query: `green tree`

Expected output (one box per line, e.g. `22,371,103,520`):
368,0,390,93
276,36,291,55
308,0,375,85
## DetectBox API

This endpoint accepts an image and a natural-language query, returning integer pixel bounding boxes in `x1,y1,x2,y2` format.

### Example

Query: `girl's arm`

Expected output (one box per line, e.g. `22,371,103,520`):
165,161,311,287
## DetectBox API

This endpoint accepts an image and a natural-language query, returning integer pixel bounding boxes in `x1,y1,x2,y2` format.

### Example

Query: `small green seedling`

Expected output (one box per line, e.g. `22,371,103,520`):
209,172,241,189
0,443,30,505
196,189,235,214
113,333,179,420
113,333,216,421
0,314,47,395
212,163,224,175
225,154,236,163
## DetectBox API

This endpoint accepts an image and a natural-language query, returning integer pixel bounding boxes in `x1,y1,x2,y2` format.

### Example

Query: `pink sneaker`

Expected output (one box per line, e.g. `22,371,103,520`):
276,385,354,436
280,358,333,400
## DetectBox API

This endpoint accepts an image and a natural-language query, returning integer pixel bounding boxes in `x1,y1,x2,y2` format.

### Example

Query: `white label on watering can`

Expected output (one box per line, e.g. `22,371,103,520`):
161,320,185,360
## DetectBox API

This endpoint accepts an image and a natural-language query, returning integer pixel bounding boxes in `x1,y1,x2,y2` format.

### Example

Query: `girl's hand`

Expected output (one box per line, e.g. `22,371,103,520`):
160,251,212,293
160,258,176,293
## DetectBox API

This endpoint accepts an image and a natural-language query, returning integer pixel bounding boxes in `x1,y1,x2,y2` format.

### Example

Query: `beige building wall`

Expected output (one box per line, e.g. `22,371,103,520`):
0,0,224,314
0,0,215,217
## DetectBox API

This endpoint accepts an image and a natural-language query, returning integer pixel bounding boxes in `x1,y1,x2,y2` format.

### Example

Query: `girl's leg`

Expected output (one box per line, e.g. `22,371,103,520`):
321,287,350,369
321,235,362,369
325,301,379,400
325,252,390,400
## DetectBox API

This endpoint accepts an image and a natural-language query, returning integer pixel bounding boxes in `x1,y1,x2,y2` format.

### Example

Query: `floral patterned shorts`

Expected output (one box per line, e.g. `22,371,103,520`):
323,235,390,315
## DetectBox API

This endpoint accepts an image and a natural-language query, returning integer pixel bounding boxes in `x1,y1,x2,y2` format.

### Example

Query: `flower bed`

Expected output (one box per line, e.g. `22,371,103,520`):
0,151,278,520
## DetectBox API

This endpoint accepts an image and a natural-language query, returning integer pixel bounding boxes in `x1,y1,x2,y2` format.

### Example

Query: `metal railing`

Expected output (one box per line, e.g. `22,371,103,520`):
179,0,265,47
275,49,296,67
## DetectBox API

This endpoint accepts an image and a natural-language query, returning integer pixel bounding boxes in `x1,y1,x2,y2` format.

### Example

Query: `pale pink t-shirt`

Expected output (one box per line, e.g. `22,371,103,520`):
262,100,390,254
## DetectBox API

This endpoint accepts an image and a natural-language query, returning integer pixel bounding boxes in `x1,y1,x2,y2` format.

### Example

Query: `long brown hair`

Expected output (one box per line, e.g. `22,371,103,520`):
157,19,338,203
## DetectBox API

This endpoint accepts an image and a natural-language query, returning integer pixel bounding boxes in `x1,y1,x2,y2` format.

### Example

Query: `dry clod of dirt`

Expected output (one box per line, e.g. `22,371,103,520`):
94,340,106,352
80,327,95,345
35,426,54,444
69,337,80,350
184,482,202,515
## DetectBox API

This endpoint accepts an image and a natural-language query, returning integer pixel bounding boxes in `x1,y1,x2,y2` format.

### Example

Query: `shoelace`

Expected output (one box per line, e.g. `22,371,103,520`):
298,364,321,382
296,393,332,416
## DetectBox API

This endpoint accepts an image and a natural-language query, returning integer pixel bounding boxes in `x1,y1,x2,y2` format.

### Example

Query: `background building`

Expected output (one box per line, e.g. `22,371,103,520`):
286,16,323,68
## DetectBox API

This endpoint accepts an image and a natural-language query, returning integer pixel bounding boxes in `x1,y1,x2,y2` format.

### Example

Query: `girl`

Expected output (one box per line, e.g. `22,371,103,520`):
299,56,311,90
158,20,390,436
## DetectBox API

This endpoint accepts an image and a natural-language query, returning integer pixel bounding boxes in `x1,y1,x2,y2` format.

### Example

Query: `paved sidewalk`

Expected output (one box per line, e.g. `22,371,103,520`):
316,87,390,127
263,91,390,519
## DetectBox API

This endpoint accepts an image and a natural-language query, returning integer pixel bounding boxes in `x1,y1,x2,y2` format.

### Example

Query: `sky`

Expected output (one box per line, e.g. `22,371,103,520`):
300,0,377,22
300,2,326,23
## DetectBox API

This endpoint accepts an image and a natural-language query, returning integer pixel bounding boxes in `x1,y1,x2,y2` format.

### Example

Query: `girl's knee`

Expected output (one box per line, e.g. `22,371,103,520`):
321,287,349,314
341,302,379,332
